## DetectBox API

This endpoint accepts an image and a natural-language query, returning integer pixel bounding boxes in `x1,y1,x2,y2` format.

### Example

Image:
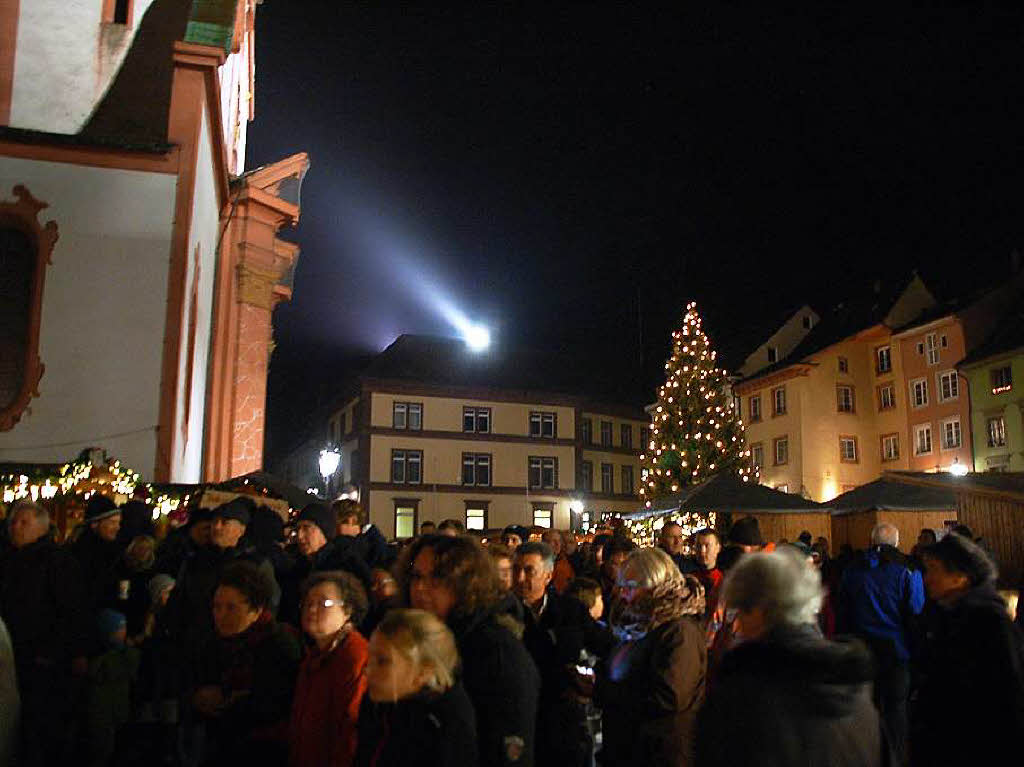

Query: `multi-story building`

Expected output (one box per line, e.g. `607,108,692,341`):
283,335,646,538
735,276,936,501
959,309,1024,473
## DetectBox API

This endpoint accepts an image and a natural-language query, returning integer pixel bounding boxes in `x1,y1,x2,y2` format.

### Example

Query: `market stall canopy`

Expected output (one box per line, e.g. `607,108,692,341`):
625,472,825,520
826,476,956,516
210,471,312,512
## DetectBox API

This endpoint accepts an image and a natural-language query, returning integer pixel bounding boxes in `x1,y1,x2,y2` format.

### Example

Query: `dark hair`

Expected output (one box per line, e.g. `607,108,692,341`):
517,541,555,570
798,530,813,546
567,577,601,609
398,534,501,617
918,528,937,544
695,528,721,544
950,524,974,539
331,498,365,526
716,544,745,573
438,519,466,534
301,570,369,625
420,520,436,530
602,536,636,562
486,543,513,562
218,561,274,611
923,533,997,588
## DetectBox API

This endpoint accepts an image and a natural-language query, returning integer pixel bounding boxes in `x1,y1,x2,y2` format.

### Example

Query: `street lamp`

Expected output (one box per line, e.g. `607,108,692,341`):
948,459,968,477
318,446,341,496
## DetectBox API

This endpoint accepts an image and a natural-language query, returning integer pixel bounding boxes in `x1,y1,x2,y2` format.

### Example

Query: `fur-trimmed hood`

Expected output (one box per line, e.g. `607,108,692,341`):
613,575,705,638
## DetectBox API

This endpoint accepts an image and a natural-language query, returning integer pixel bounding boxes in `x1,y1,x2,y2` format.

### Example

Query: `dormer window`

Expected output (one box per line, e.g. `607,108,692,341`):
802,315,812,329
104,0,133,25
767,346,778,363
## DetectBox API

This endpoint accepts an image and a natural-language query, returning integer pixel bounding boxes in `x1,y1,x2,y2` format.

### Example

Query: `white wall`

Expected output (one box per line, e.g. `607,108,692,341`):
9,0,157,133
218,26,253,176
169,108,219,483
0,156,176,477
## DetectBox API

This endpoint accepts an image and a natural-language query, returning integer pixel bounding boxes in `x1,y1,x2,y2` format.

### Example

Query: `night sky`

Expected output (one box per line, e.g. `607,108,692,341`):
246,4,1024,460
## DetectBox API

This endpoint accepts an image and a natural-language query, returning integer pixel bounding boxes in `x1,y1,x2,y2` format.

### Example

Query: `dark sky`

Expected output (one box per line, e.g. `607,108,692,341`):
246,4,1024,460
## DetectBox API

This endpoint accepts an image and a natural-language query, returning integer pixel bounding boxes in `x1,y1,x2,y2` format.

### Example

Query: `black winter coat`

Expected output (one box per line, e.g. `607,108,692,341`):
696,623,890,767
450,607,540,767
355,682,479,767
0,538,91,667
69,527,125,615
278,538,372,628
910,585,1024,767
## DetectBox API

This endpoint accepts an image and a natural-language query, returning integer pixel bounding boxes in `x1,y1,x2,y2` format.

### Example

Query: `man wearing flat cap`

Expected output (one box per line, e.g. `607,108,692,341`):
278,502,371,628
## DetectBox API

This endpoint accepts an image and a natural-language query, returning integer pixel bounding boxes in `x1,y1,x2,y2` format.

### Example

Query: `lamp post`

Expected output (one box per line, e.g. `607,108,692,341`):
318,446,341,498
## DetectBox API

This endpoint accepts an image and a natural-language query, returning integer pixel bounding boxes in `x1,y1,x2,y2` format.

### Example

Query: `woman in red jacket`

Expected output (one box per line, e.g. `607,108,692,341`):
289,570,370,767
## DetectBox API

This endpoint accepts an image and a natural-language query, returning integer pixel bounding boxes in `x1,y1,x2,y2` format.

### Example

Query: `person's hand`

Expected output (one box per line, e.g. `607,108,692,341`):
71,656,89,676
193,686,226,716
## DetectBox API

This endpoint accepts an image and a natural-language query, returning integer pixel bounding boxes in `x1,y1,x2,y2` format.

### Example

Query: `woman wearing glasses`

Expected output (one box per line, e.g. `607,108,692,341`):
289,570,370,767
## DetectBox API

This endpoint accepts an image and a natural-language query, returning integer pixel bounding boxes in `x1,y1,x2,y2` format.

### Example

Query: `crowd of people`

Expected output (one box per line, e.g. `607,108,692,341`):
1,493,1022,767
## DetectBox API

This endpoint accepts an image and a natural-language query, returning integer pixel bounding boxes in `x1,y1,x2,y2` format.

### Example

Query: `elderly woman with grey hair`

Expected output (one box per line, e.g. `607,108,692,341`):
595,547,706,767
695,549,890,767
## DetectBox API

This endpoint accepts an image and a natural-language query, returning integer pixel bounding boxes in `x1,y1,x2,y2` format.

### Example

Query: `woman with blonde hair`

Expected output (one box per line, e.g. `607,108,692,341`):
356,609,478,767
596,547,706,767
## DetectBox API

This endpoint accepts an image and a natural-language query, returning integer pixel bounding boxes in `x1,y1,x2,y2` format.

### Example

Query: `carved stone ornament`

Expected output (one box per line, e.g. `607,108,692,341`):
0,185,58,431
236,260,279,310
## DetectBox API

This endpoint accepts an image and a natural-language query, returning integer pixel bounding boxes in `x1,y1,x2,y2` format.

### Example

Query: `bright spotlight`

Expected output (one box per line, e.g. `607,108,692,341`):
948,460,968,477
569,498,585,515
464,324,491,352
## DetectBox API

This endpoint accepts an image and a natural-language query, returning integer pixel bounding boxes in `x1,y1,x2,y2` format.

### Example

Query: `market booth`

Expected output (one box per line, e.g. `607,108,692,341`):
825,476,957,555
621,472,829,546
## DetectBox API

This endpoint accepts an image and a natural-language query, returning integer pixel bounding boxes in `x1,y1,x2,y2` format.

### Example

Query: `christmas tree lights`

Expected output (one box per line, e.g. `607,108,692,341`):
639,302,758,509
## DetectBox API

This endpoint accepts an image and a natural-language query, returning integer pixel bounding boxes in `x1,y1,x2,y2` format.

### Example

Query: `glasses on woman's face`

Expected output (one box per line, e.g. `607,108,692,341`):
303,597,342,612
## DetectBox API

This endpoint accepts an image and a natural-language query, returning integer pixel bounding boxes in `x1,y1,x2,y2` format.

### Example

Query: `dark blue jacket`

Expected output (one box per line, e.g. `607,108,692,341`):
838,545,924,661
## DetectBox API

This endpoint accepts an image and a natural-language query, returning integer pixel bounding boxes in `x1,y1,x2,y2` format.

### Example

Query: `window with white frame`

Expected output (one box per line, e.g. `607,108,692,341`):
938,371,959,402
772,386,786,416
393,402,423,430
463,407,491,433
464,505,487,531
750,443,764,469
600,463,613,494
528,456,558,489
925,333,940,365
881,434,899,461
988,416,1006,448
530,411,557,438
877,346,892,374
532,505,553,528
914,424,933,455
941,418,962,450
839,436,858,462
749,395,762,422
462,453,491,486
391,450,423,483
600,421,613,447
394,503,417,539
837,385,855,413
773,436,789,465
878,384,895,411
911,378,928,408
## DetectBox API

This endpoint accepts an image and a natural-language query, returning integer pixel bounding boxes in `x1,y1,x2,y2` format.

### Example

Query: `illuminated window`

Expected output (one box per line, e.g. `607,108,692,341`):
394,502,418,539
464,504,488,531
532,505,553,528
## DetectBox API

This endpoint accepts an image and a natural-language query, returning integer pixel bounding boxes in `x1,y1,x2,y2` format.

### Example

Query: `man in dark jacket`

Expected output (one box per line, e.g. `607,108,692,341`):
515,543,613,767
332,498,390,568
69,494,125,620
153,506,213,576
1,500,90,767
279,503,371,627
837,523,924,763
697,549,891,767
658,522,699,574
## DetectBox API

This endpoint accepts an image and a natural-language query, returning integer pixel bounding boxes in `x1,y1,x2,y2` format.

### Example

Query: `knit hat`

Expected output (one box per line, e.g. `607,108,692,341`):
729,517,764,547
148,574,175,605
96,608,127,639
297,502,335,541
211,496,254,526
85,494,120,524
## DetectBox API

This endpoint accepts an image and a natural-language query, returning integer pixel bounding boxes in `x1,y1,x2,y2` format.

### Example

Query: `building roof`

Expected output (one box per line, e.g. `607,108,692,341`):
625,472,825,519
884,470,1024,501
360,334,649,418
736,274,920,386
825,476,957,516
958,307,1024,368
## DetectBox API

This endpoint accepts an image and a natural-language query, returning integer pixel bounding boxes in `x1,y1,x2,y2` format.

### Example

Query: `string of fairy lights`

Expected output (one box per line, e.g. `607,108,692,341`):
638,301,758,511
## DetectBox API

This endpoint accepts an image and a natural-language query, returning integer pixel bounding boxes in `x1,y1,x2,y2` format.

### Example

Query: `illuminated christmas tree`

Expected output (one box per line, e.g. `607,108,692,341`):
640,302,758,508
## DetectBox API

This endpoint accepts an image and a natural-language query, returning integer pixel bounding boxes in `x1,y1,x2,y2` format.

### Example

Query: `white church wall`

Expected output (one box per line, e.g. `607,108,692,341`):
9,0,158,134
0,156,176,478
